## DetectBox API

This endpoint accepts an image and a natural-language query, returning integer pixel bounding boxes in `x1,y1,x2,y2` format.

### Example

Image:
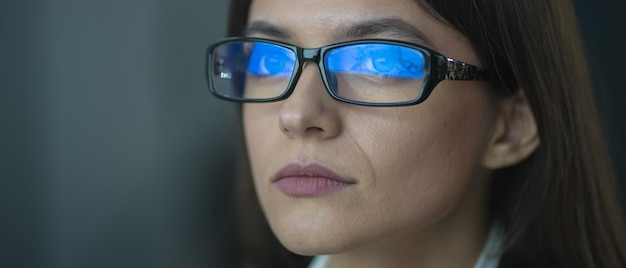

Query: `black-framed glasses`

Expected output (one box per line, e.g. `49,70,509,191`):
205,37,489,106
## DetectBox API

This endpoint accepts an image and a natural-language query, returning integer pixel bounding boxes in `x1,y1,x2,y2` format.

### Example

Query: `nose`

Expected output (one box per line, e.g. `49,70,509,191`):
278,62,342,139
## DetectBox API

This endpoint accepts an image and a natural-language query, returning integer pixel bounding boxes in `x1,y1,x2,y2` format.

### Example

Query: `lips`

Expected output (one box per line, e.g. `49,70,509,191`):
273,163,355,197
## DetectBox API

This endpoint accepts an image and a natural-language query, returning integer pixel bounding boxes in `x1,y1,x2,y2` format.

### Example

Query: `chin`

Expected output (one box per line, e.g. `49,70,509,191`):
269,219,361,256
276,233,355,256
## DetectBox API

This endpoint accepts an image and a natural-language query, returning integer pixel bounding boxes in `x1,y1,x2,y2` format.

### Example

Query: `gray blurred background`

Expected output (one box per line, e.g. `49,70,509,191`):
1,0,239,267
0,0,624,268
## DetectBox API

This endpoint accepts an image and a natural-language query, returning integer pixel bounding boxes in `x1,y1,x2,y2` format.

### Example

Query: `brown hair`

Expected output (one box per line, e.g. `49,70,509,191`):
225,0,626,267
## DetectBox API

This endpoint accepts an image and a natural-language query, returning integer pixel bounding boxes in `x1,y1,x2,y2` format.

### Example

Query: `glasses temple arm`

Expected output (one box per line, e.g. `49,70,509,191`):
444,58,490,81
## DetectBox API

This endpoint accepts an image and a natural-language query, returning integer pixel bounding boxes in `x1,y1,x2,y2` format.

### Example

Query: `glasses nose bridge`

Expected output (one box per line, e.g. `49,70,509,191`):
296,47,326,82
300,47,322,63
290,47,333,100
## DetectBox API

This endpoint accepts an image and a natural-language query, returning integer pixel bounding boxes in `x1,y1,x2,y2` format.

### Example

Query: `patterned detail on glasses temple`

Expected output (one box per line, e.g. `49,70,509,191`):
445,58,489,80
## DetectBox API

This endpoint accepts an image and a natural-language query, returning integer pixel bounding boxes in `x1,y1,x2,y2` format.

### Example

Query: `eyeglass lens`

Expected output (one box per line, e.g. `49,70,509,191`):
210,41,427,104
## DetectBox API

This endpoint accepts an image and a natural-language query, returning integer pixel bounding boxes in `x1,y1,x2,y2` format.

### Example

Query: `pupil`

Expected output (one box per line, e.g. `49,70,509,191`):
371,48,398,73
264,54,286,75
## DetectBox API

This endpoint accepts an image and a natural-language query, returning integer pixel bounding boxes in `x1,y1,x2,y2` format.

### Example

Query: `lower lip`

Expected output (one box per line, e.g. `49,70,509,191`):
274,177,353,197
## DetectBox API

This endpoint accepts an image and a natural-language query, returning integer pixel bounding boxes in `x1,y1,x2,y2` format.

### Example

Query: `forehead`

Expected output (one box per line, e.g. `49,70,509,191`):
247,0,466,52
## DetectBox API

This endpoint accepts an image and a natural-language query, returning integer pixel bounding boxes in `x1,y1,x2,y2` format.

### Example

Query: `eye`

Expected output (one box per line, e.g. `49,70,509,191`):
362,45,425,79
247,42,295,77
370,50,395,72
368,47,401,74
326,43,425,79
265,55,285,74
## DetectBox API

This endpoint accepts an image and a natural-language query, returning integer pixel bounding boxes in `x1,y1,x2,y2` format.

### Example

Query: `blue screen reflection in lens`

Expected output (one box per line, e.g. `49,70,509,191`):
247,42,295,77
326,44,425,79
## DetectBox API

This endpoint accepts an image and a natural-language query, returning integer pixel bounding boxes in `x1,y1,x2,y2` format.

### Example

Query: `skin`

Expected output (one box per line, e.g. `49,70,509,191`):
242,0,539,267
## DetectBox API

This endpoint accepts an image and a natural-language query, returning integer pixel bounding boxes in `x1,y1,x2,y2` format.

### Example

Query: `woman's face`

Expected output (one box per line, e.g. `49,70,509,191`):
243,0,497,255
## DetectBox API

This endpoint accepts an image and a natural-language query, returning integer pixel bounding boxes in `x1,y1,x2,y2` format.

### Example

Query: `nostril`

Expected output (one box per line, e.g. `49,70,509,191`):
281,126,290,134
305,126,325,135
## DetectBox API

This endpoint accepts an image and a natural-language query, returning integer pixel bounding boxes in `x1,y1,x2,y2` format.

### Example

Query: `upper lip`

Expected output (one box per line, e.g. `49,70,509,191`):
273,163,356,184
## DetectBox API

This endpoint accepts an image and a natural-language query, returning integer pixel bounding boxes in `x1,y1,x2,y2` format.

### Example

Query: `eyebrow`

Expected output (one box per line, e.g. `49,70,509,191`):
243,18,433,47
244,21,292,39
337,18,434,47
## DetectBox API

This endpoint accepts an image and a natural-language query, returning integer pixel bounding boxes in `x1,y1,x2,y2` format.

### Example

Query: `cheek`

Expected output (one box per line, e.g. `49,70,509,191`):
243,104,278,221
242,104,276,183
352,85,494,232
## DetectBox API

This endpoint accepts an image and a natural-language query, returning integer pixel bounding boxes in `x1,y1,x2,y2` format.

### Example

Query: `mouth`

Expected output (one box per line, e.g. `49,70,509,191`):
272,163,356,197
